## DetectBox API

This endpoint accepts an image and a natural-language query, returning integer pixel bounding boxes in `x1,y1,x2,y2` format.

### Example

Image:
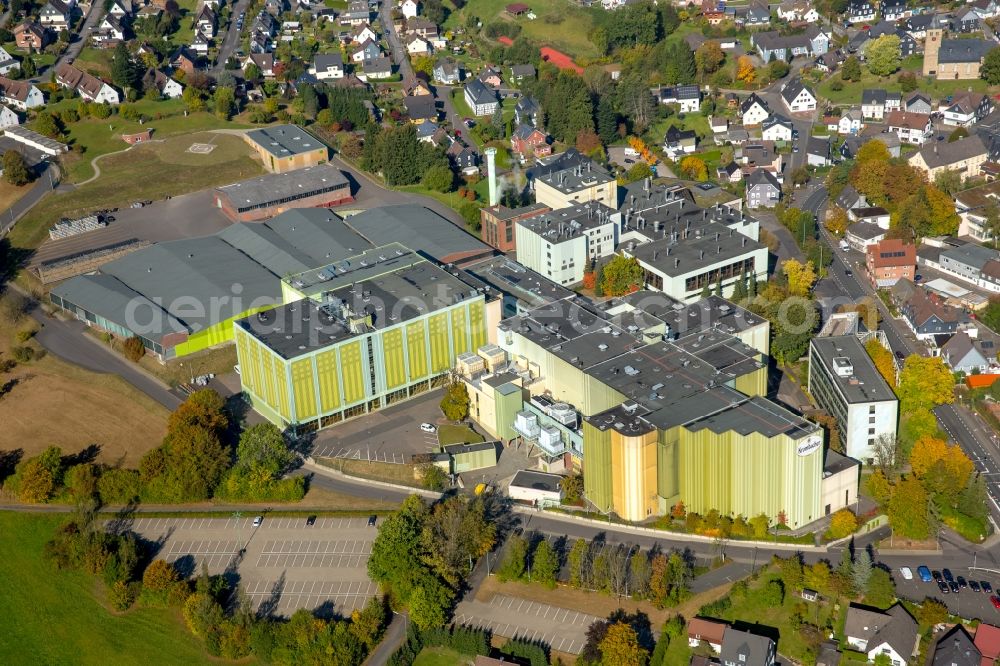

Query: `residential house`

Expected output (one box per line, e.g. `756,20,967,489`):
509,64,535,82
478,66,503,88
97,14,126,42
663,125,697,156
709,115,728,134
743,2,771,28
657,85,701,113
941,329,1000,374
841,133,901,159
943,90,993,127
405,18,439,40
433,59,462,84
720,627,776,666
244,53,275,78
898,284,970,340
741,141,783,174
405,33,430,55
761,115,794,142
881,0,908,21
143,69,183,99
937,242,1000,293
847,0,876,24
171,47,199,75
106,0,130,19
777,0,819,22
702,0,726,25
39,0,71,32
904,91,932,115
464,79,499,116
924,30,993,80
515,96,540,126
866,238,916,287
807,137,831,166
839,110,862,134
815,49,846,72
688,618,727,653
414,121,440,143
402,0,419,19
448,141,479,175
359,56,392,81
954,7,983,33
886,111,932,145
846,221,886,251
406,80,432,97
741,93,770,125
309,53,344,80
196,5,217,38
904,12,939,40
0,104,17,130
0,77,44,110
836,185,867,212
752,25,830,61
351,39,382,63
746,169,781,208
861,89,890,120
909,135,989,182
955,180,1000,242
717,162,742,183
844,604,919,666
853,22,917,58
14,22,48,50
0,47,20,76
931,626,981,666
849,206,890,227
351,23,378,45
511,124,551,159
340,0,371,25
55,63,120,105
190,32,210,56
974,624,1000,664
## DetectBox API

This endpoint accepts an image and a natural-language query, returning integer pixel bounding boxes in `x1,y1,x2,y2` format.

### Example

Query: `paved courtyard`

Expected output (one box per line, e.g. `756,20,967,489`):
453,594,599,655
125,515,378,617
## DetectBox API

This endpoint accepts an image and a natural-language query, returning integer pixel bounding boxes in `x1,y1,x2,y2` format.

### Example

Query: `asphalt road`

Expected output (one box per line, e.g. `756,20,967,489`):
213,0,253,73
30,2,105,84
0,163,58,237
380,0,414,86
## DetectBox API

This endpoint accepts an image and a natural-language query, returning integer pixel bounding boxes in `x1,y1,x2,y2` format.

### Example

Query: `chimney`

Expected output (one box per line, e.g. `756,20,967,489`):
674,258,680,268
485,148,499,207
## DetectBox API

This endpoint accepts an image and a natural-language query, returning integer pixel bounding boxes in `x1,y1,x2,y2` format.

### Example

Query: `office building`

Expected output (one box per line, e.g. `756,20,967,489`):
808,335,898,461
479,202,549,253
244,124,329,173
533,158,617,210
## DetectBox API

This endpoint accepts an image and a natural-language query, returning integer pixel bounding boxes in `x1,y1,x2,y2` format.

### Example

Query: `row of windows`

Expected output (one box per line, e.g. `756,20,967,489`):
684,257,756,292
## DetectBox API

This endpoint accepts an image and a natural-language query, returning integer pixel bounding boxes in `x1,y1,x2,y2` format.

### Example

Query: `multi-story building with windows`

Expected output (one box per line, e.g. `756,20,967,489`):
808,335,898,462
514,201,621,286
532,160,617,210
233,243,501,430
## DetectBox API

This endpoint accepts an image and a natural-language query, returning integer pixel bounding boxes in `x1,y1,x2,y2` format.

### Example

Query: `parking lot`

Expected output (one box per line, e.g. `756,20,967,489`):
124,516,379,617
453,595,598,655
308,389,443,463
880,555,1000,621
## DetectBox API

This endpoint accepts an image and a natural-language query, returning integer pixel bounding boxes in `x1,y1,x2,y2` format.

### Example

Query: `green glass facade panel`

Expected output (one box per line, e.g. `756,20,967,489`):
382,328,406,389
315,349,341,412
469,300,487,350
291,358,317,421
340,341,366,405
428,313,450,373
406,321,428,380
582,421,613,512
451,307,469,357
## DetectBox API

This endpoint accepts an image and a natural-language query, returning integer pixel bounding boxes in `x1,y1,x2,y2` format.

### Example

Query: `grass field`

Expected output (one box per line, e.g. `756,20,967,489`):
319,457,426,489
8,132,261,252
817,67,989,105
413,646,476,666
0,512,214,665
0,304,169,468
445,0,603,60
437,424,484,446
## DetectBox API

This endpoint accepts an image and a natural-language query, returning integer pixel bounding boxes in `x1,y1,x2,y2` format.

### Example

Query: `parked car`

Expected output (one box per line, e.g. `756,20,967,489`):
938,581,950,594
949,581,960,593
971,580,982,593
932,570,943,581
984,581,994,594
306,515,317,526
958,576,968,589
367,515,377,527
900,567,913,580
419,423,437,433
943,569,954,582
252,515,263,527
917,566,932,582
991,595,1000,609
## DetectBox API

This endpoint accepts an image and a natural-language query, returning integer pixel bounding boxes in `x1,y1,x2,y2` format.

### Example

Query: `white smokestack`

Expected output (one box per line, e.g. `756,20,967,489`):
485,147,498,207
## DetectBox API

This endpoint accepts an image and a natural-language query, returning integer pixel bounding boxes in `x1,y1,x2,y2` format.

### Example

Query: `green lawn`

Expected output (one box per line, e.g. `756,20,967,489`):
438,424,485,446
41,106,250,183
817,65,989,105
413,646,475,666
73,46,114,75
9,131,262,252
0,512,214,665
444,0,603,60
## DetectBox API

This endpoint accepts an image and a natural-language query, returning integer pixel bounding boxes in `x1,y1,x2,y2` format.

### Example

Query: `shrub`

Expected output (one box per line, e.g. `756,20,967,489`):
15,328,35,342
97,467,142,504
122,336,145,362
11,346,34,363
108,579,139,611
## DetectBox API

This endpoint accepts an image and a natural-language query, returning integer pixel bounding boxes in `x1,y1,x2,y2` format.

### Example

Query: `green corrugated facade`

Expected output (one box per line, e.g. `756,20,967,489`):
582,421,613,512
236,298,487,430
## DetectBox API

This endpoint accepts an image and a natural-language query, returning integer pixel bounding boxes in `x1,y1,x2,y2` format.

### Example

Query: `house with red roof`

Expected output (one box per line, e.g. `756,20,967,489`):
540,46,583,74
975,623,1000,665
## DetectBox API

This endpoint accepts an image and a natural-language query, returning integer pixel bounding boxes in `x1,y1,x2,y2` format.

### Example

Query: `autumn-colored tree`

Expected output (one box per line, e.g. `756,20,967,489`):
897,356,954,411
851,158,890,206
825,205,849,235
143,559,179,592
803,561,832,593
828,508,859,539
910,436,949,478
888,475,930,539
924,184,961,236
916,597,949,628
671,501,686,519
679,155,708,181
866,468,892,506
602,255,644,296
122,336,145,362
582,271,597,290
576,129,603,155
782,259,817,296
736,56,755,84
856,139,891,164
695,41,725,78
167,389,228,436
15,458,55,503
865,339,896,388
600,621,648,666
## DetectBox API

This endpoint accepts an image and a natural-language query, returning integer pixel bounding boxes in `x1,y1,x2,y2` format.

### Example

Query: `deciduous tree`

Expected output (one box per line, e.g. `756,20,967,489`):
599,622,648,666
865,34,901,76
782,259,817,296
531,539,559,589
679,155,708,181
888,475,930,539
736,55,755,84
829,508,859,539
601,255,643,296
897,356,954,411
439,381,470,421
2,150,31,186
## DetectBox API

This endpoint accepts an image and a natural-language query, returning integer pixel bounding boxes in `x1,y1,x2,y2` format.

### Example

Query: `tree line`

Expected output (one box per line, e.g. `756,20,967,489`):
3,389,304,505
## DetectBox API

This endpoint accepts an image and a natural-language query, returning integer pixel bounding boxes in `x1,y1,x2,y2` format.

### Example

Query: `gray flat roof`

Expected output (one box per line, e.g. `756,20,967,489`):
517,201,617,243
685,395,818,439
628,222,764,277
216,164,349,211
618,292,765,339
343,205,491,265
510,469,563,493
245,124,326,158
239,247,487,359
463,255,575,308
535,158,614,195
811,335,896,405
